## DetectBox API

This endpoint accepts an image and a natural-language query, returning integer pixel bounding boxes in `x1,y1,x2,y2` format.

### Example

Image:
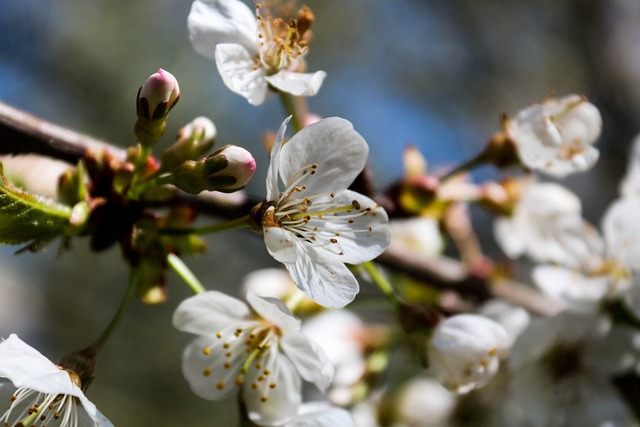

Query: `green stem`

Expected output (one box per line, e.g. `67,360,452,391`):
438,151,488,182
128,174,174,199
361,261,399,305
161,215,251,236
91,267,139,353
279,92,307,132
133,144,152,181
167,253,206,294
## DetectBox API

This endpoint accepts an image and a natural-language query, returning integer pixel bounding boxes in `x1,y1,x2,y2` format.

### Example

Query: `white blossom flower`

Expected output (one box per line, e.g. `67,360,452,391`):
494,181,603,268
259,117,391,308
427,314,509,394
0,334,112,427
394,377,456,427
285,402,355,427
302,310,366,405
188,0,326,105
172,291,333,426
531,197,640,313
388,217,443,259
510,312,638,427
478,299,531,348
504,94,602,177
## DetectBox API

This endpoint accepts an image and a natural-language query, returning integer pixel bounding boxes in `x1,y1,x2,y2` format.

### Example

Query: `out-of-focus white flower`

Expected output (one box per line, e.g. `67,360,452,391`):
394,377,456,427
259,117,390,308
503,94,602,177
0,334,112,427
187,0,326,105
389,217,443,259
479,299,531,348
302,310,366,405
494,182,603,268
531,197,640,313
427,314,509,394
286,402,356,427
510,312,638,427
242,268,300,301
173,291,333,426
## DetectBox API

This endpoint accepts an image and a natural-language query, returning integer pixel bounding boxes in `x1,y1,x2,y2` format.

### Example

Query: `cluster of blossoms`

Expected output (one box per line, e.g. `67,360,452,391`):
5,0,640,426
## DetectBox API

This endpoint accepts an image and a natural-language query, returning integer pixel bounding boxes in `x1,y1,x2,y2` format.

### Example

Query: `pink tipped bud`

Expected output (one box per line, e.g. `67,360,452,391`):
172,145,256,194
137,69,180,121
217,145,256,191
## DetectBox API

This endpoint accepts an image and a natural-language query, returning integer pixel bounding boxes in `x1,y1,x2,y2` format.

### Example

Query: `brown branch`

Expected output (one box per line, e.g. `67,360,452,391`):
0,101,126,163
0,101,563,316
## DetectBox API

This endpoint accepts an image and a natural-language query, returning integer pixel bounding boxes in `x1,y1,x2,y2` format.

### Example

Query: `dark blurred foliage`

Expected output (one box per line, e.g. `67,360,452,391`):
1,0,640,425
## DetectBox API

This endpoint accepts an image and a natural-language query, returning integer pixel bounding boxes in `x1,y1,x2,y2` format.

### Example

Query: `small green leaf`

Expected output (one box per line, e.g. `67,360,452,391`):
0,162,71,245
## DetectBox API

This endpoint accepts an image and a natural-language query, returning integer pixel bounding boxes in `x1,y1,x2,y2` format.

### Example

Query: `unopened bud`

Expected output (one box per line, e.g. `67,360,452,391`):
137,69,180,121
481,130,520,169
160,116,217,172
135,69,180,146
172,145,256,194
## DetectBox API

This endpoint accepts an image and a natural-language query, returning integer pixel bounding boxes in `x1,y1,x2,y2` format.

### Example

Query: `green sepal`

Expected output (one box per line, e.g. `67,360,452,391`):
0,161,72,245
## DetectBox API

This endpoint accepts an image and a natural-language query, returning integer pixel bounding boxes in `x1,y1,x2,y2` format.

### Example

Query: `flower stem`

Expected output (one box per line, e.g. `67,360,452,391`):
128,174,174,199
130,144,152,188
361,261,399,305
161,215,251,235
279,92,307,132
91,267,139,353
167,253,206,294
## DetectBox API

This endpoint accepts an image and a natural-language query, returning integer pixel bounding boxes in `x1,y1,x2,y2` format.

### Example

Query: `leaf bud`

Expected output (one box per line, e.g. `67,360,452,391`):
172,145,256,194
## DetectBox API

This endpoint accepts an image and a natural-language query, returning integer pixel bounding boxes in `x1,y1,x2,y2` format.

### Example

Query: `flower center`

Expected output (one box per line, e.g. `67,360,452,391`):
1,388,78,427
267,162,378,257
255,2,314,74
202,322,281,404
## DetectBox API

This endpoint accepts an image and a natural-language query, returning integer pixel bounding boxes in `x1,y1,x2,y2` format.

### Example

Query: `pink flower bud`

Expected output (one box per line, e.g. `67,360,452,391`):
172,145,256,194
214,145,256,191
137,69,180,121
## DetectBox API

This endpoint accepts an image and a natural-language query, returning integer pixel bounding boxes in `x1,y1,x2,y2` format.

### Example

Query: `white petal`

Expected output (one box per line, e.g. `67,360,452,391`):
290,403,356,427
532,265,609,312
315,190,390,264
0,335,78,397
187,0,258,59
266,117,292,201
246,292,300,332
181,333,246,400
215,44,268,105
278,118,369,197
285,245,359,308
263,225,298,264
173,291,250,336
493,217,526,258
280,331,334,391
265,70,326,97
602,197,640,270
244,350,301,426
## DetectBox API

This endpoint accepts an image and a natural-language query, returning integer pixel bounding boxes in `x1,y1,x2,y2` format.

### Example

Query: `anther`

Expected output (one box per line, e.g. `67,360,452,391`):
216,382,225,390
203,368,212,377
269,383,277,389
203,347,211,356
352,200,361,210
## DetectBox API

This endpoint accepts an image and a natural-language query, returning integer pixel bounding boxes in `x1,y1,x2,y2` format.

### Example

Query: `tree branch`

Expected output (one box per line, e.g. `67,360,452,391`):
0,101,561,316
0,101,126,163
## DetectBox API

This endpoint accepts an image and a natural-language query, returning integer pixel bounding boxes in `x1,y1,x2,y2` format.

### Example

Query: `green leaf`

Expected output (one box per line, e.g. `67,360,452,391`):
0,162,71,245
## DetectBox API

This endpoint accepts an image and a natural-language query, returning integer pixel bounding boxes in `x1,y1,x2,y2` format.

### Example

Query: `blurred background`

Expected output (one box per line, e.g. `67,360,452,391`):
1,0,640,425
